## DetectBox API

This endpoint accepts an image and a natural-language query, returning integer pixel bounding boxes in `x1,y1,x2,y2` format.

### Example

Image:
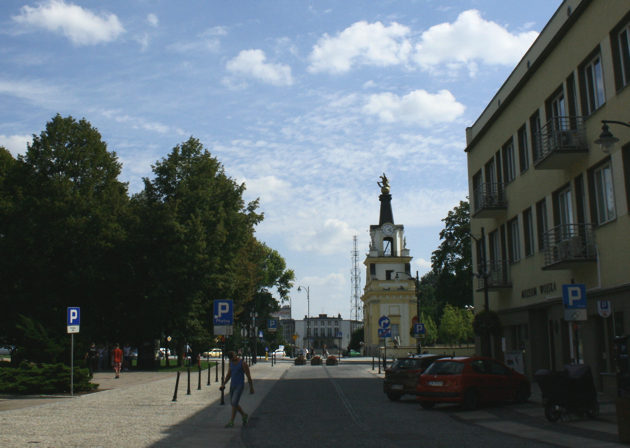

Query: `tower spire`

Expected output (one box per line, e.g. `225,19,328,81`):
377,173,394,225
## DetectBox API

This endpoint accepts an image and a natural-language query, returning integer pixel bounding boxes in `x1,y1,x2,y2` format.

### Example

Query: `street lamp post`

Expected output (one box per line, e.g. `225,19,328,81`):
594,120,630,153
297,286,310,355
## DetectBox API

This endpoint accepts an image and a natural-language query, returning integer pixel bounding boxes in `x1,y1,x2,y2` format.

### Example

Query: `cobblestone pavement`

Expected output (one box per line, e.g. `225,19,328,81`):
0,360,290,448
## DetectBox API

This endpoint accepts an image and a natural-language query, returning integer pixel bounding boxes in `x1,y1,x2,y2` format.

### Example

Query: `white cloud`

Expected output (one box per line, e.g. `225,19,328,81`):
12,0,125,46
0,134,31,156
226,49,293,87
290,218,359,255
100,109,185,136
362,89,465,126
414,258,432,274
0,78,67,108
414,10,538,73
241,175,291,204
308,21,411,74
147,13,158,27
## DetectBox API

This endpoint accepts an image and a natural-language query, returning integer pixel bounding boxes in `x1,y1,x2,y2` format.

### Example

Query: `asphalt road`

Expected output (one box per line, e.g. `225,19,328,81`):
240,363,560,448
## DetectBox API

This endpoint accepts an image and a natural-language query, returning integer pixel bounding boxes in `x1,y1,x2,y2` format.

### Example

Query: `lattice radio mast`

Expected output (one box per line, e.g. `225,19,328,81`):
350,235,362,321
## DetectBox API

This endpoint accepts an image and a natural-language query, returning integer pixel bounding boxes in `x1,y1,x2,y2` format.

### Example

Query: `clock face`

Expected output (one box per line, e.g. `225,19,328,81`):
382,223,394,236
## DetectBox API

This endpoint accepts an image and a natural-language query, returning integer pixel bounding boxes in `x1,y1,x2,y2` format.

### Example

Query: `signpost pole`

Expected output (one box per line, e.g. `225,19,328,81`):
70,333,74,397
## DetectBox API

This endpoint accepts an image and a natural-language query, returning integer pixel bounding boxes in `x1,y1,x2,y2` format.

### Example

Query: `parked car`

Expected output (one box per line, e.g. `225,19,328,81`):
272,349,286,358
203,348,222,358
416,356,531,410
383,354,444,401
347,349,361,357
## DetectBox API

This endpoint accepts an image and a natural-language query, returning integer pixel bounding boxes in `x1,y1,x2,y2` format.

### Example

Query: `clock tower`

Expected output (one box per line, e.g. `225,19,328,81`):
361,174,418,356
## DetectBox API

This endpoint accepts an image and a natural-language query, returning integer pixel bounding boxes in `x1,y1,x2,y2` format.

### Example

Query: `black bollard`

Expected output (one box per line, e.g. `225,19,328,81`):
207,355,211,386
172,371,181,402
378,354,381,374
187,366,191,395
372,355,374,370
198,364,202,390
220,353,225,405
215,358,219,382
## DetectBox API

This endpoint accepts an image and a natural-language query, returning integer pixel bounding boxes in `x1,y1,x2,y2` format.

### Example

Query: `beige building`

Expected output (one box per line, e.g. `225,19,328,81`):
466,0,630,394
361,176,419,356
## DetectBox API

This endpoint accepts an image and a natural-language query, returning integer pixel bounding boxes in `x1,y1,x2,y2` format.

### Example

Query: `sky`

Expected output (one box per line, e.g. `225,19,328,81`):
0,0,563,322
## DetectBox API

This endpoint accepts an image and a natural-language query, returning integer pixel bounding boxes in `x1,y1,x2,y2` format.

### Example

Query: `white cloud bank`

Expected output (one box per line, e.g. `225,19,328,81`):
363,90,465,126
226,49,293,86
13,0,125,46
308,10,538,75
414,9,539,74
308,21,411,74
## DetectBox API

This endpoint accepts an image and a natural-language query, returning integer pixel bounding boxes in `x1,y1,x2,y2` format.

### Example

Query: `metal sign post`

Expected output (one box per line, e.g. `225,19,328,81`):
67,307,80,396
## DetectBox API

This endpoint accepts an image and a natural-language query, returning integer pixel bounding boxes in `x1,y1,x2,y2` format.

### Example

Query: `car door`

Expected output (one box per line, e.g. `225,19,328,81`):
486,360,512,401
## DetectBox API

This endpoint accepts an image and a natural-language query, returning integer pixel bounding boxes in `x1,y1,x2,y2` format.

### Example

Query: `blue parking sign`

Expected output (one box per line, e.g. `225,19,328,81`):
67,307,80,334
213,300,233,325
562,284,586,309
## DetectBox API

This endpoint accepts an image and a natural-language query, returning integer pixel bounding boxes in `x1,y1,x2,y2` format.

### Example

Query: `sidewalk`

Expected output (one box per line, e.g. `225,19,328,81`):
0,360,291,448
367,362,623,445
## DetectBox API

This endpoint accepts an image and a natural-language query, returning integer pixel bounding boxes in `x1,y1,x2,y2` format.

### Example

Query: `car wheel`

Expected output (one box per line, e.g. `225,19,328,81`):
544,402,562,422
386,392,401,401
515,384,530,403
420,401,435,410
462,389,480,410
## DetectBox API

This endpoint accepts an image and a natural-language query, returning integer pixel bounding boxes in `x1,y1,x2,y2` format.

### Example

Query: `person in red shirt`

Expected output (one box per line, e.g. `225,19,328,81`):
112,344,123,379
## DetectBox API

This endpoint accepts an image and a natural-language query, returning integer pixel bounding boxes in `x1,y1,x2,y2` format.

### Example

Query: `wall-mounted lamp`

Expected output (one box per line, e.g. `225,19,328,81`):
594,120,630,153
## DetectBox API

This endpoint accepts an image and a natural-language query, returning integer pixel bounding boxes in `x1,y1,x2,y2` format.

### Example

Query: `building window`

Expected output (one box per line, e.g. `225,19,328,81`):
547,87,567,131
508,217,520,263
530,111,542,161
517,125,529,173
391,324,400,338
536,199,548,251
580,52,606,115
592,161,616,225
489,230,500,264
616,20,630,89
502,138,516,184
523,208,534,257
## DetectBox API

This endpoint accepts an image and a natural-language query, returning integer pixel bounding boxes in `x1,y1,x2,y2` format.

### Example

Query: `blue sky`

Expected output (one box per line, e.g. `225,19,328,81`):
1,0,562,321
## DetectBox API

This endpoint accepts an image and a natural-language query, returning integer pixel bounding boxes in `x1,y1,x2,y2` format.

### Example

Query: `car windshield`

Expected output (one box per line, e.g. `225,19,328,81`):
425,361,464,375
391,359,419,369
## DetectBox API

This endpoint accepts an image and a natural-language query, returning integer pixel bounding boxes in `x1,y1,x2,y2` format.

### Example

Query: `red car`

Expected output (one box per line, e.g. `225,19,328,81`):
416,356,530,410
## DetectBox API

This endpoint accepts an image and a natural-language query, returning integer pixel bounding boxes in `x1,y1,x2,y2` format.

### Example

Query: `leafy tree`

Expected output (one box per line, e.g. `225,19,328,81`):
438,304,473,345
0,115,129,354
419,312,438,346
430,200,472,308
128,137,263,360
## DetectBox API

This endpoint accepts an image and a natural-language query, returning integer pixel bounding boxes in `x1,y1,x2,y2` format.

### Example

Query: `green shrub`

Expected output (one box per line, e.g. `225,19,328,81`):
0,361,97,394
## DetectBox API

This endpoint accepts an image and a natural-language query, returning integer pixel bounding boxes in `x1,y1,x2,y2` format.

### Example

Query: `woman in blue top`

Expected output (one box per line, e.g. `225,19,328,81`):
220,351,254,427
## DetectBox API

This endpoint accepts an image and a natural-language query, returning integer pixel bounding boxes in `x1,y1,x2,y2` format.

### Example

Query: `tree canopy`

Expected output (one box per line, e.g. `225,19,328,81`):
0,116,293,363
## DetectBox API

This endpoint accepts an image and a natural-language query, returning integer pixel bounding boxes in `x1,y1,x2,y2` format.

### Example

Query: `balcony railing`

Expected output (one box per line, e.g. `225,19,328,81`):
542,223,596,270
476,259,512,291
533,116,588,169
472,182,507,218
